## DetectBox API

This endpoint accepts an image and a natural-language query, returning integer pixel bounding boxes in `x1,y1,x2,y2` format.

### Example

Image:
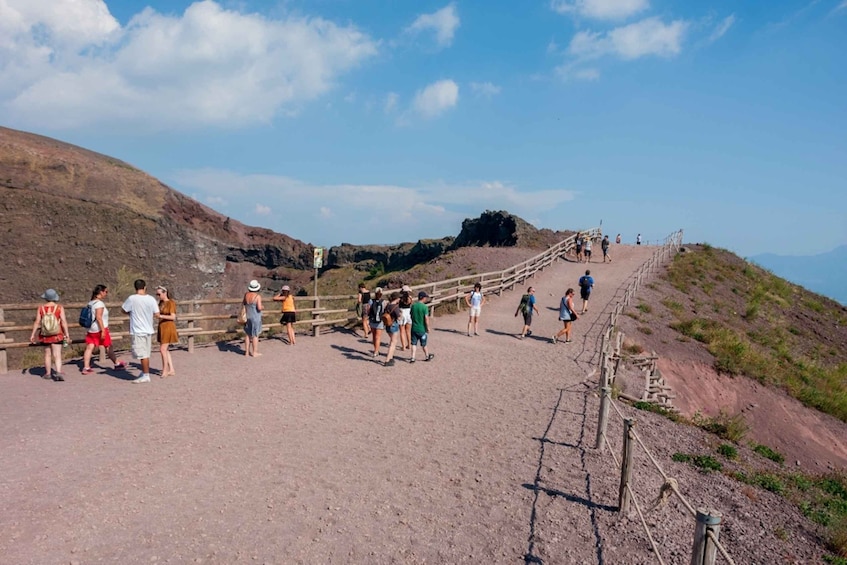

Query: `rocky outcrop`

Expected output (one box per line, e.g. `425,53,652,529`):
326,238,454,271
451,210,569,250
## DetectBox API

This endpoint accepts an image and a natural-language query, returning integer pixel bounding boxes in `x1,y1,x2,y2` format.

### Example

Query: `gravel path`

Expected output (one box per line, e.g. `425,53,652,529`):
0,245,825,564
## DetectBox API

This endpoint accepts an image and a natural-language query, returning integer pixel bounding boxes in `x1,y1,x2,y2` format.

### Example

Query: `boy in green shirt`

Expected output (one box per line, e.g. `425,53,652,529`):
409,291,435,363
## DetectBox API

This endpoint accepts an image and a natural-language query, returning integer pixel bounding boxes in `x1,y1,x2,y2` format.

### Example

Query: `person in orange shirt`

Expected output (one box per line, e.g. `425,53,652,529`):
273,285,297,345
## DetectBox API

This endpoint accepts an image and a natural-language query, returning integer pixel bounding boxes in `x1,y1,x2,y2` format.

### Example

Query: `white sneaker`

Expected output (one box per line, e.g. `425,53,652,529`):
132,373,151,384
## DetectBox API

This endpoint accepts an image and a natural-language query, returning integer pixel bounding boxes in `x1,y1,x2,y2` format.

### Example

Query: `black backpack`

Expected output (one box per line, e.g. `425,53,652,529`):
368,299,384,322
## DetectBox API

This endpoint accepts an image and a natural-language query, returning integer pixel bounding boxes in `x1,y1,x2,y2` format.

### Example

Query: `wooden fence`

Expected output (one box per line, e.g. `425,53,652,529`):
0,227,601,374
591,230,737,565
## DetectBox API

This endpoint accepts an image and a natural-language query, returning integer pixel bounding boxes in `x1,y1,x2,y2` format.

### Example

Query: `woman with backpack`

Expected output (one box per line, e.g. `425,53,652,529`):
81,284,126,375
367,287,387,358
382,292,403,367
29,289,69,381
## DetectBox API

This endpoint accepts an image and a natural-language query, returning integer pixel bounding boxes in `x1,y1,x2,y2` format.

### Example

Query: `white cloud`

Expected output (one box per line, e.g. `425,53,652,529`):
171,169,577,246
384,92,399,114
709,14,735,42
255,204,271,215
470,82,501,98
551,0,649,20
574,68,601,81
405,4,460,48
568,17,688,60
0,0,378,130
412,79,459,118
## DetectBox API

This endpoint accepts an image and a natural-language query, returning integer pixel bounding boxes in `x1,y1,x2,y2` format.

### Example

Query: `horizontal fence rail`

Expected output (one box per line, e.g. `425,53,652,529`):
591,231,736,565
0,227,602,373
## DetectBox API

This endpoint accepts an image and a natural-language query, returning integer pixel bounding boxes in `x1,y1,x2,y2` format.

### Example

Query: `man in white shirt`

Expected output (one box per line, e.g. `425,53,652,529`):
122,279,160,383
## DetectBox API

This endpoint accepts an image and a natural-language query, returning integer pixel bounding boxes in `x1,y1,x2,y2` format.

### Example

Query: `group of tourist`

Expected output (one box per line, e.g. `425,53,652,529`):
240,280,297,358
574,232,617,263
356,284,434,366
30,279,178,383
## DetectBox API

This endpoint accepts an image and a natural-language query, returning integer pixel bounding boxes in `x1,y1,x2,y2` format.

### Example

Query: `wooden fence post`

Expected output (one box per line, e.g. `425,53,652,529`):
312,297,322,337
618,418,636,513
595,386,611,449
188,300,196,353
0,307,7,374
690,508,722,565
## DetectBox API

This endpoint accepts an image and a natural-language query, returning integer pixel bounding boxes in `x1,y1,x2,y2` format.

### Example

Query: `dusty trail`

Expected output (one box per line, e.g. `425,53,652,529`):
1,246,663,564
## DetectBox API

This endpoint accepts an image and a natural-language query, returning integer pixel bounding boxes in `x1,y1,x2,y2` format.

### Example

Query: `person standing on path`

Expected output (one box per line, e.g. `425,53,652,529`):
584,237,593,262
30,289,69,381
122,279,159,384
410,291,434,362
615,233,621,244
515,286,539,339
273,285,296,346
575,233,584,263
552,288,579,344
578,270,594,314
601,235,612,263
81,284,126,374
465,282,486,336
382,292,402,367
368,287,387,358
357,283,371,339
636,233,642,245
398,285,413,351
155,286,178,376
242,280,264,357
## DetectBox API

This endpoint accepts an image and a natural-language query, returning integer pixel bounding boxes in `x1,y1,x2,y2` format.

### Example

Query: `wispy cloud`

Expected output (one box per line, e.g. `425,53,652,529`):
0,0,378,130
551,0,649,20
470,82,501,98
384,92,399,114
172,169,577,245
255,204,271,215
568,17,688,60
412,79,459,118
405,3,460,48
709,14,736,42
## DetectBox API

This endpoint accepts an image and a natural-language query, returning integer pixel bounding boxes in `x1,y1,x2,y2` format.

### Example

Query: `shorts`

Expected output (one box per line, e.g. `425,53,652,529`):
411,331,428,346
85,328,112,347
280,312,296,324
468,306,481,318
602,248,609,256
580,288,591,301
131,334,152,359
386,321,400,334
585,249,592,258
399,308,412,325
369,319,385,331
523,312,533,326
575,245,582,253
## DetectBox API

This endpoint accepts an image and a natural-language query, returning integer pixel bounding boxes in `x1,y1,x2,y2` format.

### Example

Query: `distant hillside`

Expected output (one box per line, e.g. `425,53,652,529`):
750,245,847,305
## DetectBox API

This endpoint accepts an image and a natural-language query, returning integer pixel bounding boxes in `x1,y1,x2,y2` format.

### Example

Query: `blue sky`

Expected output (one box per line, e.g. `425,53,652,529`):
1,0,845,256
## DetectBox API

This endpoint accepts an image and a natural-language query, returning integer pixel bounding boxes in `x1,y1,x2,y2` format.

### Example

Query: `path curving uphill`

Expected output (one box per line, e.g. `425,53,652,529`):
0,244,821,564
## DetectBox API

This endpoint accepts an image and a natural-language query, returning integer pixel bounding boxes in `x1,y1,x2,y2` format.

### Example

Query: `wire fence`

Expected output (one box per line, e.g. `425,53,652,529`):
592,230,737,565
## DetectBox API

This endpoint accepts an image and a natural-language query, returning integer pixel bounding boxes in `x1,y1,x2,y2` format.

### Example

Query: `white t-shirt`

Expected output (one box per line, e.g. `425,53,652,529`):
469,291,483,308
88,299,108,333
121,293,159,335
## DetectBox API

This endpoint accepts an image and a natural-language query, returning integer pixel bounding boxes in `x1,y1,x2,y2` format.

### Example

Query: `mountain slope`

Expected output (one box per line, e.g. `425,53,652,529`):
750,245,847,305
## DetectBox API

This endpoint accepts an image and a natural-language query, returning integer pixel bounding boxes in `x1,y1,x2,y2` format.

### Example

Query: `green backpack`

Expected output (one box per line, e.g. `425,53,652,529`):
518,294,530,315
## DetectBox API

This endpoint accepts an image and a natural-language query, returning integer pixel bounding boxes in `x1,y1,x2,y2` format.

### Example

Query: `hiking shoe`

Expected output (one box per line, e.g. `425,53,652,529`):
81,367,94,375
409,358,416,363
526,330,532,337
114,361,126,370
132,374,151,384
551,335,557,344
565,339,572,343
372,352,380,358
384,359,396,367
52,372,65,382
474,332,480,336
425,354,435,361
42,371,52,380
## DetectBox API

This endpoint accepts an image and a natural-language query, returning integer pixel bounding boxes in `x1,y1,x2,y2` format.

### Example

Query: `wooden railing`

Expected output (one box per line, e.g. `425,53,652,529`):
0,227,600,373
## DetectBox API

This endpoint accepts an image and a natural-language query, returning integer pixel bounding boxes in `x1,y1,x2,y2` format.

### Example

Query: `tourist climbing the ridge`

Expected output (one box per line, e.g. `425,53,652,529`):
398,285,413,351
552,288,578,344
357,283,371,339
273,285,296,346
578,270,594,314
601,235,612,262
575,233,584,263
81,284,126,375
636,233,642,245
30,288,70,381
465,282,486,336
515,286,539,339
615,233,621,244
584,236,593,263
382,292,402,366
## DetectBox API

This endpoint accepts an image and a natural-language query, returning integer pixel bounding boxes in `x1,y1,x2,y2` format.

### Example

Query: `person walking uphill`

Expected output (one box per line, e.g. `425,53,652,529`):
410,291,434,363
515,286,539,339
552,288,579,344
273,285,296,346
368,287,387,358
122,279,159,384
242,280,264,356
601,235,612,263
81,284,126,375
30,289,70,381
578,270,594,314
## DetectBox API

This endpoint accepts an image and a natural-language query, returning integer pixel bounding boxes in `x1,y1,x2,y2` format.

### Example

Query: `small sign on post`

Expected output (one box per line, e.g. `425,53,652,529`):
313,247,324,270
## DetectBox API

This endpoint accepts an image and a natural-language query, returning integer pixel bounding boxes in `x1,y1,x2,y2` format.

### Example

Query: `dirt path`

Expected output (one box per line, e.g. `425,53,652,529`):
0,245,825,564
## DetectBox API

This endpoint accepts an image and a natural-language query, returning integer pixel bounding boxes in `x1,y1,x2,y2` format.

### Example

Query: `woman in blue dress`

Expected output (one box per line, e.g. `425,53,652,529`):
243,280,264,356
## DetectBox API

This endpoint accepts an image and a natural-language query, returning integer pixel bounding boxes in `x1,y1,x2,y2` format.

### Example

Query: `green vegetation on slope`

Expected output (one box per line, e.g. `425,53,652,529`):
662,244,847,422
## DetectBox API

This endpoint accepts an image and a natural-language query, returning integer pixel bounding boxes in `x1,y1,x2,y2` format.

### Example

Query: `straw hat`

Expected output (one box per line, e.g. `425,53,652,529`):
247,280,261,292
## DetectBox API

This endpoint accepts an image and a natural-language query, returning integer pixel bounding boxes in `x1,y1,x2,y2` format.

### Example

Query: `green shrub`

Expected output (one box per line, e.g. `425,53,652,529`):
633,401,683,422
693,410,749,442
752,443,785,464
692,455,722,472
661,299,684,314
717,444,738,459
637,326,653,335
672,452,691,463
756,473,785,494
637,303,652,314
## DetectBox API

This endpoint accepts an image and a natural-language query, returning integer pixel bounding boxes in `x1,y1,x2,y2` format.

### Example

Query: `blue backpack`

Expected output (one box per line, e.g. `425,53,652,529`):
79,303,95,328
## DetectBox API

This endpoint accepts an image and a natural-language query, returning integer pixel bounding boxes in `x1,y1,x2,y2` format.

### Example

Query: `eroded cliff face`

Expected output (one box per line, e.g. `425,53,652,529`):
0,126,314,302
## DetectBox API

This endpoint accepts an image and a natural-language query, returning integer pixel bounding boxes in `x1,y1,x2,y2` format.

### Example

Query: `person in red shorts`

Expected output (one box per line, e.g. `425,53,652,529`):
81,284,126,374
